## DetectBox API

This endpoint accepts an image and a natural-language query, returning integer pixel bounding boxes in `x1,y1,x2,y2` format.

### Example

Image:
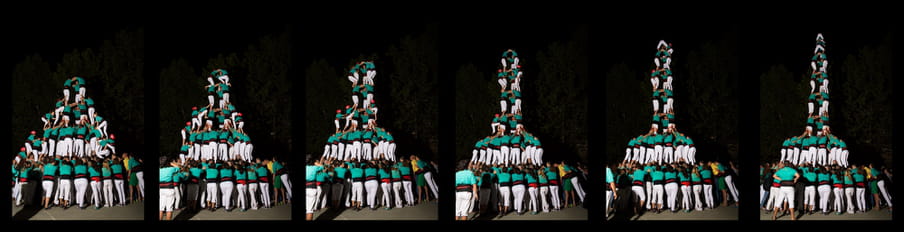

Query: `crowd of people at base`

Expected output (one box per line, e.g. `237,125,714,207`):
455,160,588,221
12,76,140,210
305,155,439,221
179,69,255,164
12,153,144,210
158,156,292,220
761,161,893,220
606,161,739,219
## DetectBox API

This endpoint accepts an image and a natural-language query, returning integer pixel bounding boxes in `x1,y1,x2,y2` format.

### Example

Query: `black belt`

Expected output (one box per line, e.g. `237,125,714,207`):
160,182,175,189
306,182,316,189
653,180,664,185
206,178,218,182
352,177,363,182
75,174,88,179
513,180,524,185
633,181,643,186
665,179,677,183
365,176,377,181
500,182,512,187
220,177,233,182
43,175,55,181
456,184,472,192
818,181,830,185
780,181,795,186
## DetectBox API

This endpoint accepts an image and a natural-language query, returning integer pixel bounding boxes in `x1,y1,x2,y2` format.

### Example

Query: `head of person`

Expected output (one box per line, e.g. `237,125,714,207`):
457,160,469,171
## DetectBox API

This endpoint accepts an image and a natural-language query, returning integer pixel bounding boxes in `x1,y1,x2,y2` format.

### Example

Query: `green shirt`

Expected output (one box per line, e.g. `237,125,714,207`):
455,170,477,186
43,164,58,176
775,167,797,181
159,167,184,183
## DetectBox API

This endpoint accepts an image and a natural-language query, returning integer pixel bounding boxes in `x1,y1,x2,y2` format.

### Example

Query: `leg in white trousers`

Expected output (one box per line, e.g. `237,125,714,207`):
725,175,739,202
259,182,271,208
693,184,703,211
856,187,866,212
91,181,102,208
512,185,525,213
206,183,219,207
804,186,816,209
878,180,893,207
570,177,585,203
392,182,403,208
305,188,317,213
652,185,664,209
351,182,363,206
402,181,414,205
365,180,378,208
237,183,247,210
424,172,439,199
220,181,234,210
455,192,473,217
279,174,292,200
665,183,678,211
703,184,714,209
137,172,145,199
249,183,259,209
818,185,831,213
381,182,392,208
528,187,538,212
632,186,646,207
681,185,692,210
845,188,855,213
549,185,561,210
75,178,88,207
103,180,113,207
833,188,844,213
114,179,126,205
499,186,512,208
540,186,549,212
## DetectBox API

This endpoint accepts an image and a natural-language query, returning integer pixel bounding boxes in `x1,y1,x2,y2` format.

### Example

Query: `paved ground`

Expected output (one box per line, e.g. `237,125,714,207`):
471,207,588,221
175,204,292,220
12,200,144,221
313,202,437,220
608,206,738,221
760,208,893,221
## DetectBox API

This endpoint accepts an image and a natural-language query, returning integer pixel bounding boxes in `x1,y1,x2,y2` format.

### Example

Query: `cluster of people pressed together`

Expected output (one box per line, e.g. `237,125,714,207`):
759,33,894,220
308,61,438,220
160,69,293,220
12,77,143,210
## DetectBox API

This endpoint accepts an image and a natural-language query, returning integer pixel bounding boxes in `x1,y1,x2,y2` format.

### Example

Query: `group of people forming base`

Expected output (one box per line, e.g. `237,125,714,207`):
606,161,739,219
455,160,588,220
12,153,144,210
158,156,292,220
306,155,439,220
761,161,892,220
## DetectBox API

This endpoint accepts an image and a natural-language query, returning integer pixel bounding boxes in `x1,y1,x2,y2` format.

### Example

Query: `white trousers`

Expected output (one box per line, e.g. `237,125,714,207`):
455,192,473,217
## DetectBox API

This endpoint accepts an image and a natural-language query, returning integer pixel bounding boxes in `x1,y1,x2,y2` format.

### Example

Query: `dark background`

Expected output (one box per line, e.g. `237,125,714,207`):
603,24,741,165
749,24,894,166
302,23,439,163
447,24,589,164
